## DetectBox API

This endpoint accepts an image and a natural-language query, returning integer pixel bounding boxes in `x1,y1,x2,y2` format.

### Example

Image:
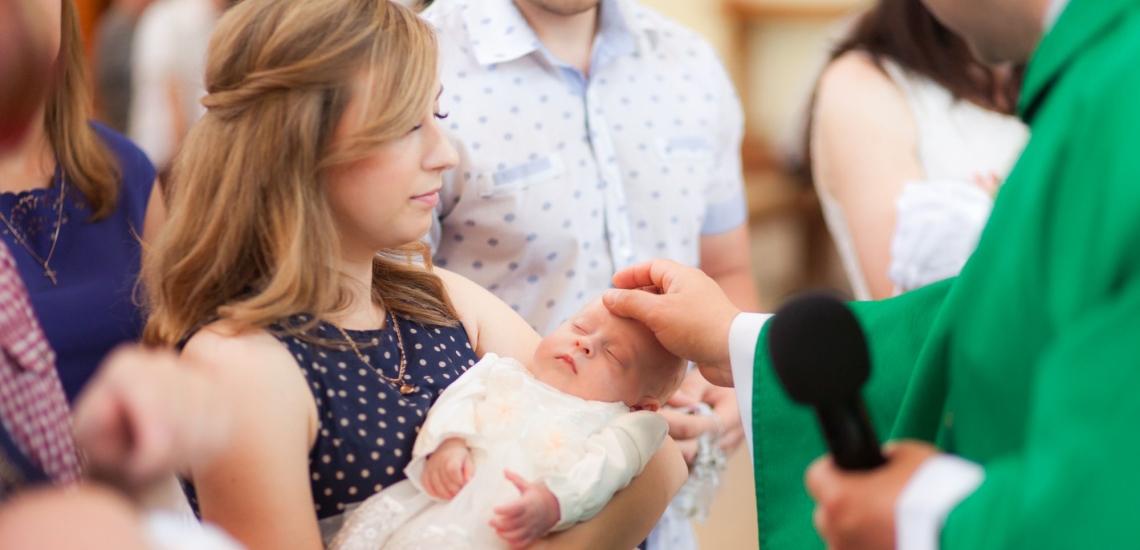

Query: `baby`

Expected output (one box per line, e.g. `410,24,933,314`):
329,298,688,550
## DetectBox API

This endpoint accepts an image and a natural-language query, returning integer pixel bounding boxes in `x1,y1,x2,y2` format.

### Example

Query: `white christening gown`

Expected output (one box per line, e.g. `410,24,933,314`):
328,353,668,550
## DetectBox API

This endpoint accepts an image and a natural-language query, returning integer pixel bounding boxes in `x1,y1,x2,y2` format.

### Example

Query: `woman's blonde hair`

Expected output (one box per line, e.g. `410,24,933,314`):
143,0,455,346
49,0,121,220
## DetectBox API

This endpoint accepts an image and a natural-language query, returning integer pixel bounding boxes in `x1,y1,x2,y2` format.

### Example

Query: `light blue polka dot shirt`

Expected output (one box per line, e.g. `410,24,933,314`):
423,0,748,335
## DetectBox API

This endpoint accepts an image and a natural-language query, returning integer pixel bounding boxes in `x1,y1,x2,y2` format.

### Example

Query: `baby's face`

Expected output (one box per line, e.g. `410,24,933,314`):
531,298,675,410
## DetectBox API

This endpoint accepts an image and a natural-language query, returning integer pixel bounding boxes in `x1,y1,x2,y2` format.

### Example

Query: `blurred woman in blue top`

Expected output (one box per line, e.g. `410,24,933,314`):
0,0,165,401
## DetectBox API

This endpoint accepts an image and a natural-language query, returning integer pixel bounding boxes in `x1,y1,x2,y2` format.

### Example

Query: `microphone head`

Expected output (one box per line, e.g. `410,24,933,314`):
766,292,870,405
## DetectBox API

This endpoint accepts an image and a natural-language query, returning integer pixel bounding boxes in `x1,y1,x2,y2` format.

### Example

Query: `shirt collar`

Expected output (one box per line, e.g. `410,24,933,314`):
463,0,643,68
1043,0,1071,32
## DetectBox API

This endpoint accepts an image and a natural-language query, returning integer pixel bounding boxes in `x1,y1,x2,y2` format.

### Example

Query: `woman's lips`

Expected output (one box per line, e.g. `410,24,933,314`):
411,190,440,207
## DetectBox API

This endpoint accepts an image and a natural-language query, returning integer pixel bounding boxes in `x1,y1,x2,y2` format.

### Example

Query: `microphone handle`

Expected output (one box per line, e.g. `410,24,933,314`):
813,398,886,470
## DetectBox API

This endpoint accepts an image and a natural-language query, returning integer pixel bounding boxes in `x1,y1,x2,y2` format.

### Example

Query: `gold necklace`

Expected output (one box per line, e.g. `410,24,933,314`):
333,313,419,395
0,172,66,285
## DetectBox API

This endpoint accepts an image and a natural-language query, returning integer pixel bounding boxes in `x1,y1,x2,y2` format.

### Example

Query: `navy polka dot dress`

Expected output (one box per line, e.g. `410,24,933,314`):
289,314,479,519
186,313,479,522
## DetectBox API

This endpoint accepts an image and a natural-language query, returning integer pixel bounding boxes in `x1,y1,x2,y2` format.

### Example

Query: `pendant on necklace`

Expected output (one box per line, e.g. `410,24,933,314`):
399,384,418,395
44,267,57,285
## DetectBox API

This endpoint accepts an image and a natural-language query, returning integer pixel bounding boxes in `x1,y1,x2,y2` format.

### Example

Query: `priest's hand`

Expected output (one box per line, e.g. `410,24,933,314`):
603,259,740,387
805,441,940,550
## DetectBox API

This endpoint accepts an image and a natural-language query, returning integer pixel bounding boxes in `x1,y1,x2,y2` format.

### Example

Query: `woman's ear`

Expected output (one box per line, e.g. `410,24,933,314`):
630,397,660,412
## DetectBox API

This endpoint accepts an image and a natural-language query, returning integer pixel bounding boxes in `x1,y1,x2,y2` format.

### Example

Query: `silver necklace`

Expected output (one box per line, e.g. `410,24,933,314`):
0,172,66,285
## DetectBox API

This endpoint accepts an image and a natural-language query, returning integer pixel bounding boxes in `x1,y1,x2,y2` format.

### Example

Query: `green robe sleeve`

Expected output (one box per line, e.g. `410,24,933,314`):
751,279,953,550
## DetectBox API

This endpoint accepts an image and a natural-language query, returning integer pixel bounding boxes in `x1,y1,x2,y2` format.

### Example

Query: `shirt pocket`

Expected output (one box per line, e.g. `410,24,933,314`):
655,136,716,167
476,154,566,198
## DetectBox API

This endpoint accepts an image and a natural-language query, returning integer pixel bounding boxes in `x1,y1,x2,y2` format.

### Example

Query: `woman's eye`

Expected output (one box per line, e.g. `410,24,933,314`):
410,113,448,133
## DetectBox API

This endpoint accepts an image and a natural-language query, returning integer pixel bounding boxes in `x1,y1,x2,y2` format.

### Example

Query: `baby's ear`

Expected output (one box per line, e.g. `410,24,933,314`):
630,397,660,412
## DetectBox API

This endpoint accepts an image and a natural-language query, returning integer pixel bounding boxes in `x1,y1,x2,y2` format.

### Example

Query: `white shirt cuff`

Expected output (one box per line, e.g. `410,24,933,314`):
729,312,772,464
896,454,985,550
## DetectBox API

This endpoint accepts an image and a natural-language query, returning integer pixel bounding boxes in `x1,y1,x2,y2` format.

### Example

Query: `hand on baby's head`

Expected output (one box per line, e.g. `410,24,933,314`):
530,297,687,410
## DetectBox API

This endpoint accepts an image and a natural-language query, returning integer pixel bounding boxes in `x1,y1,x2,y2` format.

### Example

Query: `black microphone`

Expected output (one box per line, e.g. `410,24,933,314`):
766,292,886,471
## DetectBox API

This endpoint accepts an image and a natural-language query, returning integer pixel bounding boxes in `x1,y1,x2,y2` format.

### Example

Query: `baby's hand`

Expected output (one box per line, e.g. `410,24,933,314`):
490,470,561,549
422,438,473,500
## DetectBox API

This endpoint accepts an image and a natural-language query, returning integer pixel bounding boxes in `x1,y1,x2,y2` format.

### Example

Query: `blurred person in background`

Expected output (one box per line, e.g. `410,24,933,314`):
0,5,234,549
0,188,229,550
129,0,232,170
0,0,165,402
94,0,156,133
808,0,1029,300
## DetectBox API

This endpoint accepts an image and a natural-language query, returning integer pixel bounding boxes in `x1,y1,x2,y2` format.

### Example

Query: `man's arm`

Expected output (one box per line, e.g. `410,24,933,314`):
700,225,759,313
695,225,761,456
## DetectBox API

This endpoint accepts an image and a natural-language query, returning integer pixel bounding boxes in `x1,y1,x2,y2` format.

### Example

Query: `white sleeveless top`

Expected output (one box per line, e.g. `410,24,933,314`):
818,56,1030,300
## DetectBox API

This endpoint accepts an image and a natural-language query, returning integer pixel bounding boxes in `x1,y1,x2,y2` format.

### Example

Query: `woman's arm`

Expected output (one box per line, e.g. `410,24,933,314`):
181,322,324,550
531,437,687,550
811,52,925,300
434,266,541,361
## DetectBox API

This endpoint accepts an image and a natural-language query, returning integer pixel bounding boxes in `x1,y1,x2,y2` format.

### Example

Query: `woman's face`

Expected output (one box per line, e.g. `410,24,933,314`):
324,78,458,258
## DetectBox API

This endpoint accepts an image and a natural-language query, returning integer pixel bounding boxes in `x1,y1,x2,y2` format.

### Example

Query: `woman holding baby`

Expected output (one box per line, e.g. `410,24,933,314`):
141,0,686,548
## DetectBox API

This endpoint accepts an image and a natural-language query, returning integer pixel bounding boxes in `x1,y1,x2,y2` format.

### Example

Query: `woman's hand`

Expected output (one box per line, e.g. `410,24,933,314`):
422,438,474,500
491,471,561,549
805,441,940,550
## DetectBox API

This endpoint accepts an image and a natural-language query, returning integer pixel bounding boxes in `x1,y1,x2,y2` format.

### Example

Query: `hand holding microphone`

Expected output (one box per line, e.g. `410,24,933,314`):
768,293,940,550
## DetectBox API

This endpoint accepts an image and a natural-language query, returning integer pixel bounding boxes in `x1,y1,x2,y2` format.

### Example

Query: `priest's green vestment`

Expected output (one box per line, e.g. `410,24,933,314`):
750,0,1140,547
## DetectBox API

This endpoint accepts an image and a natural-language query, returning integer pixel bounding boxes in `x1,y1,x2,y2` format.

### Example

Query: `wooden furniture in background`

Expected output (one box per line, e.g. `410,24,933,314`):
721,0,867,299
